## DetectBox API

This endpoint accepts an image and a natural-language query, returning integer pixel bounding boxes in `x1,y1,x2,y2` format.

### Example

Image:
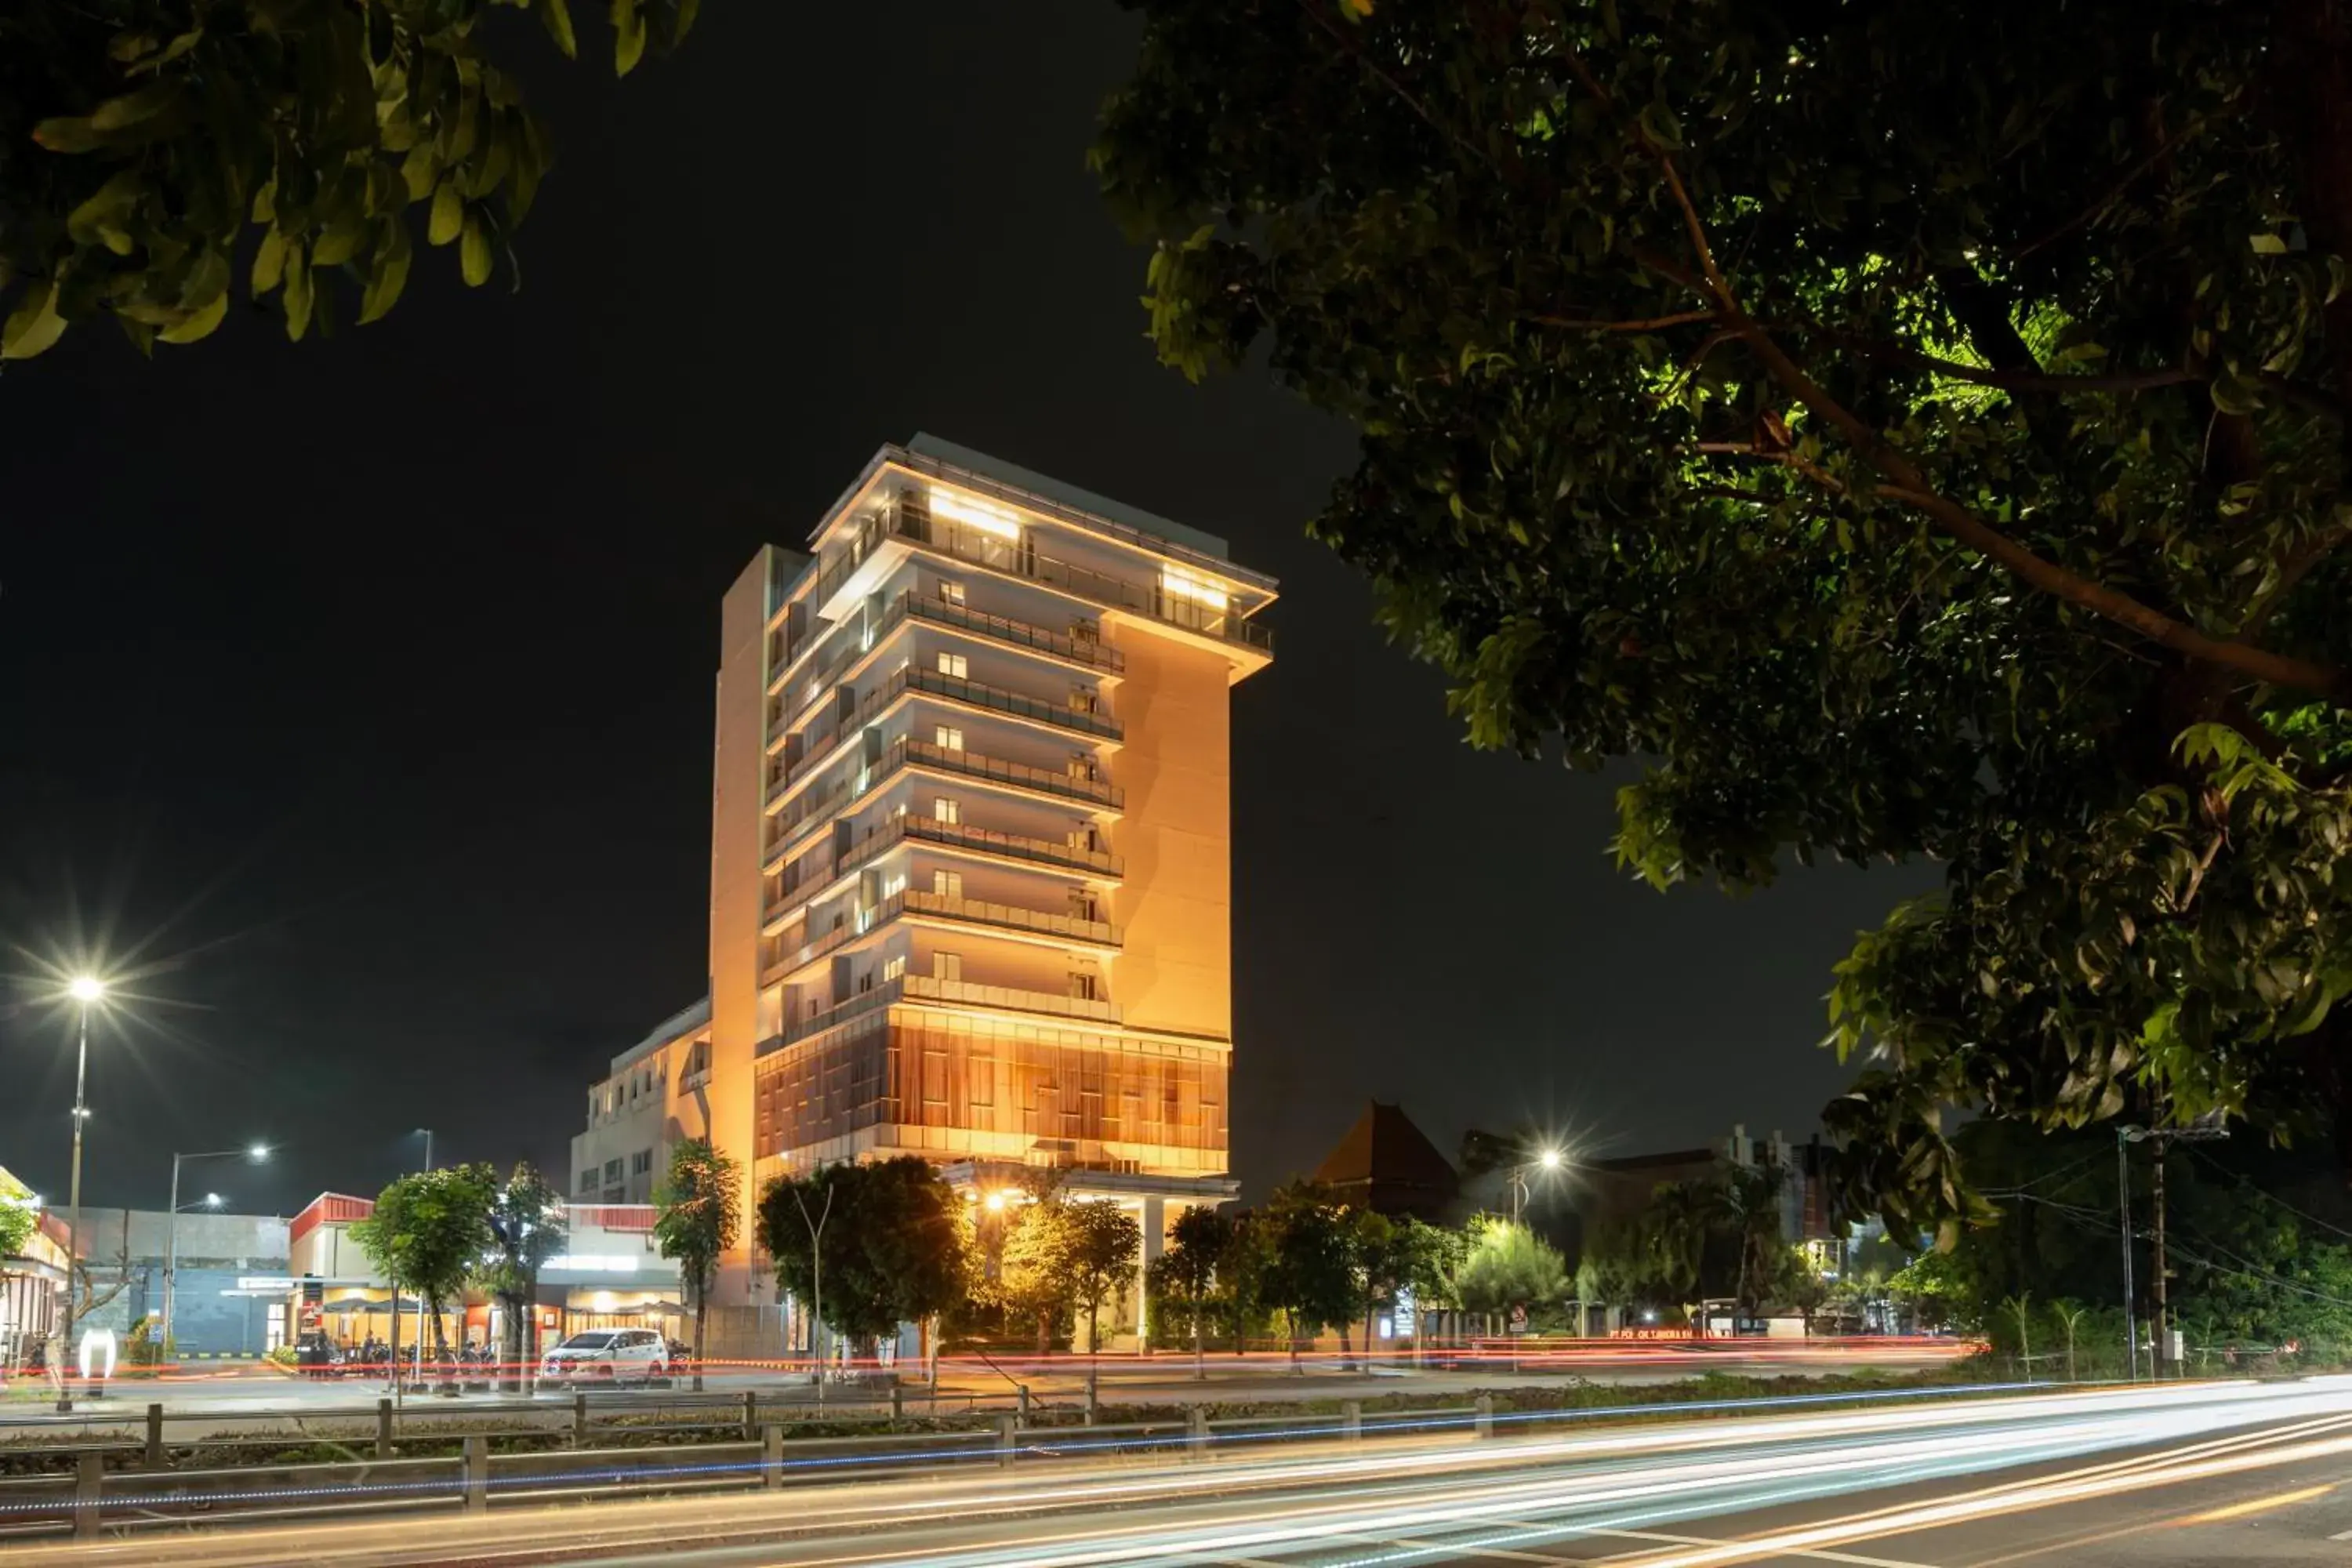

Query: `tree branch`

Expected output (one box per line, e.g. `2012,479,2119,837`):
1623,99,2346,699
2243,523,2352,637
1848,339,2202,395
2010,121,2199,260
1695,441,1847,495
1294,0,1497,176
1528,308,1716,332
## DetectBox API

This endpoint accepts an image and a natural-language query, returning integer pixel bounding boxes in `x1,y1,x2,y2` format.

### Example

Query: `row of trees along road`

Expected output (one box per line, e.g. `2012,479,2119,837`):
1096,0,2352,1229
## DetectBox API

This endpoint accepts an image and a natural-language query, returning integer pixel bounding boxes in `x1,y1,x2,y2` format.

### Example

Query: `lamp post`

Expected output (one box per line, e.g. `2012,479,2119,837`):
163,1145,270,1351
56,976,104,1414
1508,1147,1564,1227
790,1180,835,1403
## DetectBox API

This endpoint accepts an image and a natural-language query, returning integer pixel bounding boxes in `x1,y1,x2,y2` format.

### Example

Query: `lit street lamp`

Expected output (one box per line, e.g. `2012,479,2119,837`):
164,1145,270,1351
1508,1145,1566,1227
57,975,105,1414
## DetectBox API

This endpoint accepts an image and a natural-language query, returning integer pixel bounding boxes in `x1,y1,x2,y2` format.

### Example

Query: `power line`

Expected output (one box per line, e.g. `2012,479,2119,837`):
2181,1143,2352,1243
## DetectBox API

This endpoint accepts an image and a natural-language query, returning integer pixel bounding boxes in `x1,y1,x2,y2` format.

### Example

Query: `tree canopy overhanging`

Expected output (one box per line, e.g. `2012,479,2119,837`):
0,0,697,358
1096,0,2352,1231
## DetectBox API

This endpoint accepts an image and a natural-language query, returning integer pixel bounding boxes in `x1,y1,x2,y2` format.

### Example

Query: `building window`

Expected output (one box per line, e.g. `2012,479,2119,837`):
938,580,965,607
1069,686,1099,714
884,955,906,983
1069,972,1100,1001
932,869,964,899
604,1158,623,1182
935,724,964,752
630,1150,653,1176
935,952,963,982
579,1170,598,1196
936,652,967,680
934,797,960,825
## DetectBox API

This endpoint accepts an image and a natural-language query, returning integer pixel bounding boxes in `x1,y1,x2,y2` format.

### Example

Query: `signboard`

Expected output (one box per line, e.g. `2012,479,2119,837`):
146,1322,163,1344
1508,1305,1528,1335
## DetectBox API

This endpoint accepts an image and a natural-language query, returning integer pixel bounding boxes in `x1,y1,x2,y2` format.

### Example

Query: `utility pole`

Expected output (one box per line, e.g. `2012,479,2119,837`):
2116,1129,2136,1381
2152,1141,2169,1377
2118,1115,2227,1380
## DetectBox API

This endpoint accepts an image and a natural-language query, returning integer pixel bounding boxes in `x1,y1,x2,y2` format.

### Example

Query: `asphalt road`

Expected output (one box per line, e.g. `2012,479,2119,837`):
21,1376,2352,1567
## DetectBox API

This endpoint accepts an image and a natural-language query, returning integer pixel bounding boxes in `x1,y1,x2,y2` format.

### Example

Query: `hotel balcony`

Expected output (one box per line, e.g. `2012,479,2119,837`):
769,589,1123,711
765,814,1121,929
799,495,1274,655
765,736,1123,869
768,664,1121,794
763,888,1122,981
777,972,1123,1047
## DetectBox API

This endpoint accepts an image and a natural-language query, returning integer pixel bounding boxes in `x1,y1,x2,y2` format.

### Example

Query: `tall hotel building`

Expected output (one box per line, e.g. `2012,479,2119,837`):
573,437,1275,1326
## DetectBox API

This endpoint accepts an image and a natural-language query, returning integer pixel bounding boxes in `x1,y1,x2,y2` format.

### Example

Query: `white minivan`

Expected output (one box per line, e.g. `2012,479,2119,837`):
540,1327,670,1385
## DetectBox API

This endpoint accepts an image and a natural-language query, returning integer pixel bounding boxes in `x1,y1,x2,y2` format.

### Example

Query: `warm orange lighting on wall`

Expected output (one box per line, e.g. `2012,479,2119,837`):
929,487,1022,541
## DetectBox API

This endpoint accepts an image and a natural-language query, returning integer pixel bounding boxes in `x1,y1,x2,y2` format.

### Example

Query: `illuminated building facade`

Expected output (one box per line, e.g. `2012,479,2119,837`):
586,436,1273,1329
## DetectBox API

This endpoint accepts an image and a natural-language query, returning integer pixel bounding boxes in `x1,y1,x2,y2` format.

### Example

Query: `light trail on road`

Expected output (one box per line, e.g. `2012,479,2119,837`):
23,1377,2352,1568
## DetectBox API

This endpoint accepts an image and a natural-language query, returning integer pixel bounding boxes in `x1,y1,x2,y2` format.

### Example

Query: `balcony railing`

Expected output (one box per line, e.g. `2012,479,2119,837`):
902,738,1121,808
906,812,1122,876
775,664,1121,793
801,497,1273,657
905,592,1123,673
902,887,1120,946
770,809,1121,920
782,978,901,1045
774,590,1121,717
771,737,1123,866
902,971,1121,1025
767,889,1121,978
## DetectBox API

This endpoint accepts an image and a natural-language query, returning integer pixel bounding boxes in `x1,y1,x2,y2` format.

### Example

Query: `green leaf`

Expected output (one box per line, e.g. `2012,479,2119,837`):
158,290,228,345
282,245,314,341
400,144,441,204
89,80,183,133
358,222,412,325
615,0,648,77
65,170,146,245
31,117,104,154
429,179,465,246
537,0,579,60
2249,233,2289,256
1636,100,1682,151
252,229,287,296
460,212,494,286
0,282,67,361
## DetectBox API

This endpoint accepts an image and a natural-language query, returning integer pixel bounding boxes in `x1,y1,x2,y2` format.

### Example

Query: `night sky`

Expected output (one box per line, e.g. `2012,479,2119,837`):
0,2,1931,1217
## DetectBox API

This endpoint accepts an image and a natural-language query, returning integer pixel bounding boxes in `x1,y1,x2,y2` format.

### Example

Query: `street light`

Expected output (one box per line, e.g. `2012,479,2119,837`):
56,975,106,1413
1509,1145,1566,1226
163,1144,270,1350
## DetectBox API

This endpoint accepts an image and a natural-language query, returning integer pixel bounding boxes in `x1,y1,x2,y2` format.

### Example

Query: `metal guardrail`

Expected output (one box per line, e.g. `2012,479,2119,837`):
0,1376,2034,1544
0,1385,1441,1542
